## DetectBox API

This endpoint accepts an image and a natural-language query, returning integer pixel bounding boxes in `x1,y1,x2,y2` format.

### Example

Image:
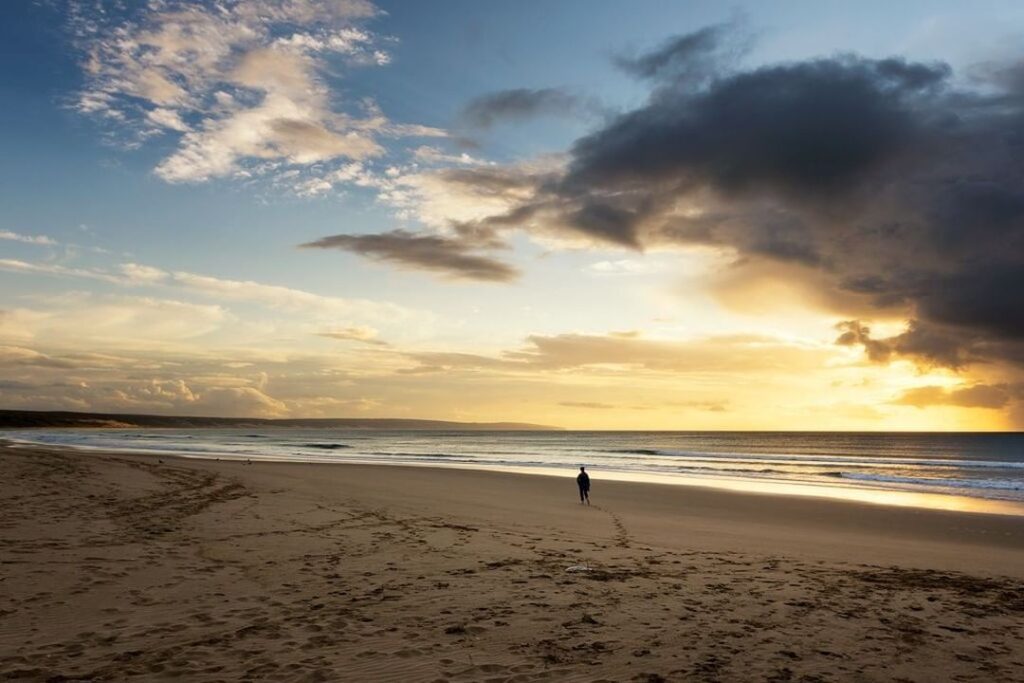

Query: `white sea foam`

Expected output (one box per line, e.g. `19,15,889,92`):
5,428,1024,504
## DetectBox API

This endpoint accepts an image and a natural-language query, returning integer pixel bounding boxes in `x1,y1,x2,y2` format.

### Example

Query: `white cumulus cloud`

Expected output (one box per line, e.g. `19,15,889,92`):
70,0,428,184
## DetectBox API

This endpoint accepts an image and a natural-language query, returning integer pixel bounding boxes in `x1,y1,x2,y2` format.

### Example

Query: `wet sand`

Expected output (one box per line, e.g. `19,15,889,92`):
2,441,1024,682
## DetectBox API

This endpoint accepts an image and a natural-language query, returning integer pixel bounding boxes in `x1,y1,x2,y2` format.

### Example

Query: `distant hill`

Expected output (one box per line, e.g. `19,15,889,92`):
0,409,560,431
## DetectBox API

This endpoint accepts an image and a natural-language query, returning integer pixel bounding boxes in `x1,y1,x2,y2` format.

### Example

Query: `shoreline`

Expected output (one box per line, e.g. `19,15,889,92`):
7,439,1024,570
3,441,1024,681
6,434,1024,518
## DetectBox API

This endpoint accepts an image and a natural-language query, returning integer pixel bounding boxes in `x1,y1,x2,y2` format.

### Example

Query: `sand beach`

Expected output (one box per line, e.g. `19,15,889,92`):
2,441,1024,682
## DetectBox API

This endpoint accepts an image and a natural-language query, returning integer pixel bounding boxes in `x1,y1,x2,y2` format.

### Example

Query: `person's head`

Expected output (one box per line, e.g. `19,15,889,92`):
580,466,585,472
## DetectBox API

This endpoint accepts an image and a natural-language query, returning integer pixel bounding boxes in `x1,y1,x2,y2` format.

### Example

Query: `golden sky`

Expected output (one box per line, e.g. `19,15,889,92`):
2,1,1023,430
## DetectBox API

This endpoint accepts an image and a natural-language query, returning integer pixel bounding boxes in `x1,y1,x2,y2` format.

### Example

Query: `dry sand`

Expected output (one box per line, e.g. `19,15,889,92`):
2,441,1024,682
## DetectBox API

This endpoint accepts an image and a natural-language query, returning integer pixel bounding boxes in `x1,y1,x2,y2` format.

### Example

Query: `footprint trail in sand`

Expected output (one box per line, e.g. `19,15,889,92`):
2,446,1024,682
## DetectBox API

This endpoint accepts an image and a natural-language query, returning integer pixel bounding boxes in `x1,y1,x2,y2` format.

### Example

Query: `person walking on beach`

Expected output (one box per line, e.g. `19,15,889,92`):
577,466,590,505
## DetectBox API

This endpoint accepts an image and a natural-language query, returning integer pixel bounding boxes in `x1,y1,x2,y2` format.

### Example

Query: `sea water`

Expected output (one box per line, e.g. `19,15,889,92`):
6,429,1024,512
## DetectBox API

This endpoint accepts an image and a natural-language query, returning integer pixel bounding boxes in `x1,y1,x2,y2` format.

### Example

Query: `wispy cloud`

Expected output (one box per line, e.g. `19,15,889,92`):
459,87,597,130
892,383,1024,410
0,295,228,348
613,21,750,86
0,258,123,284
167,270,408,319
404,331,829,375
301,230,520,282
317,326,388,346
0,257,413,321
558,399,728,412
0,230,57,246
0,345,76,369
558,401,617,409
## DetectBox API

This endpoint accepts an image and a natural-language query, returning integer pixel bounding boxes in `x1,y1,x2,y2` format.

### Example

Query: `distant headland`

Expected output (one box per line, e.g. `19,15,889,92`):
0,409,561,431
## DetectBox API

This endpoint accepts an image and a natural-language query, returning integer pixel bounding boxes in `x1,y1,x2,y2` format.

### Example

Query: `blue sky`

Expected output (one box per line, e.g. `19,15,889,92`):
2,1,1023,428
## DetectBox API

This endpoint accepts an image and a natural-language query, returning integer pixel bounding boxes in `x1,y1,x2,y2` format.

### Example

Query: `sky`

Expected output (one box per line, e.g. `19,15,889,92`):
2,0,1024,430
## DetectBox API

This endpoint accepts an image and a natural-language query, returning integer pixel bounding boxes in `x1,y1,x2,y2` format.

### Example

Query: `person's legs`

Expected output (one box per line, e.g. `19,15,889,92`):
578,486,585,503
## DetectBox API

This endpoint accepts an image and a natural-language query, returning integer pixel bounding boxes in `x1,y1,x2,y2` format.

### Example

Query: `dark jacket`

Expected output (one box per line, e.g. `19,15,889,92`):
577,472,590,490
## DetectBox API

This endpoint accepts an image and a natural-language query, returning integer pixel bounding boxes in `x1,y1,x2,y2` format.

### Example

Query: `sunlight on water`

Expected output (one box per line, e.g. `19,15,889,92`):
532,467,1024,515
6,428,1024,516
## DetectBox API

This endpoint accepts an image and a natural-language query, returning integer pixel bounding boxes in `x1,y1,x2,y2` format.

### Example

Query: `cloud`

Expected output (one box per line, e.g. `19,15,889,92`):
167,270,408,318
300,229,520,282
0,335,405,420
0,230,57,246
509,333,824,372
674,400,729,412
11,295,230,347
834,320,971,368
0,371,287,417
119,262,169,284
153,46,383,182
892,383,1024,409
69,0,431,184
316,326,388,346
191,386,289,417
293,157,562,279
0,258,123,284
613,21,750,87
0,346,76,369
586,259,661,275
446,25,1024,368
404,331,829,375
558,401,617,409
286,396,382,415
111,379,199,408
459,88,595,130
0,309,37,343
707,259,900,318
411,146,484,166
0,257,414,322
390,164,550,230
564,55,949,204
558,399,727,411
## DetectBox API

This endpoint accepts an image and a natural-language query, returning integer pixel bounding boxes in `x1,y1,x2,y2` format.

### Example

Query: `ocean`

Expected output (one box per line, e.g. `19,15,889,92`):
6,429,1024,513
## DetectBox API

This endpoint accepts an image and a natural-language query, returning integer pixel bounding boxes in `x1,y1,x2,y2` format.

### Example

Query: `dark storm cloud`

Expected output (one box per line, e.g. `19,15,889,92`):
914,266,1024,339
459,88,593,130
300,230,519,283
835,320,973,369
565,56,949,197
970,58,1024,96
455,24,1024,368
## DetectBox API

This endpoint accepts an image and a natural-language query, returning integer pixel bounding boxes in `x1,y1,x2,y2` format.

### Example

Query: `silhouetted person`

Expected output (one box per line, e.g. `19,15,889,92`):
577,466,590,505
